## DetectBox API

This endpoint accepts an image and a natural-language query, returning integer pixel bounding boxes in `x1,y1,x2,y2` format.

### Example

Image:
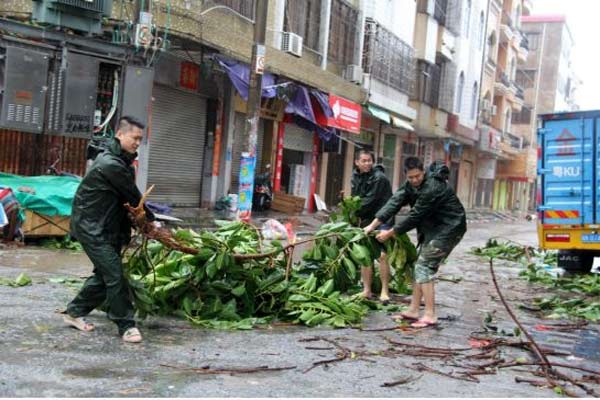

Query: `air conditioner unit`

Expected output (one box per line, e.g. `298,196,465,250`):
281,32,303,57
344,64,363,84
481,99,491,111
491,105,498,116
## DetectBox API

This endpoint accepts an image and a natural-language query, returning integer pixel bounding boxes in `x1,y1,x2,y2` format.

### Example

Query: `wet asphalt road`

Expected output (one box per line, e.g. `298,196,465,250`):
0,220,598,397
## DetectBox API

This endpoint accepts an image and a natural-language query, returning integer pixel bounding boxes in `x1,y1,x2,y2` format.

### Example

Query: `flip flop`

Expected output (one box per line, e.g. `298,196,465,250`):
411,319,438,328
63,315,95,332
391,312,419,321
122,327,143,343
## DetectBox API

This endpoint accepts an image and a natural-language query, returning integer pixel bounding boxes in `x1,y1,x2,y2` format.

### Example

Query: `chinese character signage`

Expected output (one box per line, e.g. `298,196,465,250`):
180,62,199,91
327,94,361,134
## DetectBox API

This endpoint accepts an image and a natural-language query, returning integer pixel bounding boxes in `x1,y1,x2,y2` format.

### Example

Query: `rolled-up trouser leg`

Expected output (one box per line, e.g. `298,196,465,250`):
79,241,135,335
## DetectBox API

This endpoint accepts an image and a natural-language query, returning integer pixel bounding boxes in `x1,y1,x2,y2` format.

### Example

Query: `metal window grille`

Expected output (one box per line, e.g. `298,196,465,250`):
512,106,532,125
414,60,441,107
284,0,322,51
328,0,358,66
437,60,457,112
445,0,462,34
210,0,256,20
363,19,416,96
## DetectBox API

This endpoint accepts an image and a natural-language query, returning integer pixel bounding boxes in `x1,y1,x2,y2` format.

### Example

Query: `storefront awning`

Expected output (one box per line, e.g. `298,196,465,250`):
216,55,277,101
367,105,391,124
391,116,415,132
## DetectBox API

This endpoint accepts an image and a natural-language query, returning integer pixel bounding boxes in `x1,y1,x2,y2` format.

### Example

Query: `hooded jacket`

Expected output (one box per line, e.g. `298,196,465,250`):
70,138,153,246
351,164,393,226
375,161,466,247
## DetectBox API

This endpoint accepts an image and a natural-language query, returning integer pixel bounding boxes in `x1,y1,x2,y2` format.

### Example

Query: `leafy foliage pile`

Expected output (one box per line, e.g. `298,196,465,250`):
0,273,32,287
124,197,416,329
471,239,599,322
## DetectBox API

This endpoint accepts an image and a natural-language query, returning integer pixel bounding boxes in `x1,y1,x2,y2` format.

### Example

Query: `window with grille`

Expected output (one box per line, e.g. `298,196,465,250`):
525,32,541,50
363,19,415,96
381,134,397,182
415,60,441,107
284,0,322,51
516,70,536,88
512,106,532,124
328,0,359,66
211,0,255,20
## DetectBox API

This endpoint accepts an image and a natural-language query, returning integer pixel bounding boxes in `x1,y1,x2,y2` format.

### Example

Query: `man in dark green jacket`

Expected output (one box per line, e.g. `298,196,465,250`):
364,157,466,327
63,116,154,343
351,150,393,302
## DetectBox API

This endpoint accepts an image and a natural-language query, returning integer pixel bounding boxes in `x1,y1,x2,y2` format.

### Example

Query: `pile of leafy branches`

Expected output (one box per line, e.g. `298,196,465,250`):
123,196,416,329
471,239,599,322
470,238,557,265
519,264,600,322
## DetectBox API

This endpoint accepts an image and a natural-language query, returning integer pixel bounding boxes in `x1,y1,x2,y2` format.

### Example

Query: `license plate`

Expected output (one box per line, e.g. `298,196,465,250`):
582,234,600,243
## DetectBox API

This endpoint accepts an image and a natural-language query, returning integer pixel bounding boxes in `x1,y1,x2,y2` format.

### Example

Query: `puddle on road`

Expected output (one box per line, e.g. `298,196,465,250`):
573,329,600,362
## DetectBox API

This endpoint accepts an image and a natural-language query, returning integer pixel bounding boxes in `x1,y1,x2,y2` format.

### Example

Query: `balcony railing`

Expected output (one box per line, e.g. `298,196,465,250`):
515,85,525,100
363,18,416,96
496,69,511,87
504,131,522,150
211,0,255,20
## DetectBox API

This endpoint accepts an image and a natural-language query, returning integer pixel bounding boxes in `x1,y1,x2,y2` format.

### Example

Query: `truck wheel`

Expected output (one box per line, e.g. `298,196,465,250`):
557,250,596,273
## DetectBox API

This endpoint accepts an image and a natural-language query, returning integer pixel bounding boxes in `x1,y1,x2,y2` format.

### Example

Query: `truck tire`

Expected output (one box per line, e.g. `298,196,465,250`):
557,250,595,273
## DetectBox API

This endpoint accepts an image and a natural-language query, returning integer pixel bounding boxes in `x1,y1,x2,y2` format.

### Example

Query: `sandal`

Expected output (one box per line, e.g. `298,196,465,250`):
63,315,95,332
122,327,143,343
411,318,438,328
391,312,419,321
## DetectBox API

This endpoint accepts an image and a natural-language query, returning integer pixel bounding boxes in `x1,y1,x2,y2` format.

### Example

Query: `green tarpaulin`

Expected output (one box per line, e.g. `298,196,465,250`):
0,173,81,216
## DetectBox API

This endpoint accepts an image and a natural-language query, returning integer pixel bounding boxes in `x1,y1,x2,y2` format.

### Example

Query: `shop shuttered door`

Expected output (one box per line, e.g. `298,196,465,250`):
230,112,264,193
148,85,207,206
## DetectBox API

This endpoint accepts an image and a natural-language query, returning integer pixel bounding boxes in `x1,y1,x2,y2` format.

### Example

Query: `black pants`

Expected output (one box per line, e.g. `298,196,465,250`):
66,241,135,335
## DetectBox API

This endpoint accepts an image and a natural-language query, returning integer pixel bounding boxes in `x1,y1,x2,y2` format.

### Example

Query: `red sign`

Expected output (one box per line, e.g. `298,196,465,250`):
212,99,223,176
180,62,200,91
326,94,361,134
556,128,576,156
273,122,285,192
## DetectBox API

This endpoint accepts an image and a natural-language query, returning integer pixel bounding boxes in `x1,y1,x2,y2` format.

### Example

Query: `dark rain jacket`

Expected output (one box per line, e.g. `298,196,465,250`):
375,161,466,248
351,164,393,226
70,138,153,246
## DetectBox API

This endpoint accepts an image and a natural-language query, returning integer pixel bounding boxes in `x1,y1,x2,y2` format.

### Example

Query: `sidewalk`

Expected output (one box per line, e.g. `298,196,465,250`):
168,207,531,234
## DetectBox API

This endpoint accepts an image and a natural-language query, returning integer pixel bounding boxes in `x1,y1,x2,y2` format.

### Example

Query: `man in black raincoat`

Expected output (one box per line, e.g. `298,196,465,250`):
63,116,154,343
350,150,393,303
364,157,466,327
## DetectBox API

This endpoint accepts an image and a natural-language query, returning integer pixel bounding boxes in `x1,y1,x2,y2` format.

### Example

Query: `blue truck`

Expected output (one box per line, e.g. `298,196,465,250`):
537,110,600,272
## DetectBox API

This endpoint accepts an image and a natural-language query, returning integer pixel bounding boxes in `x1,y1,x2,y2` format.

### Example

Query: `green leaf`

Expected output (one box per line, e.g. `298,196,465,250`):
231,283,246,297
15,273,32,287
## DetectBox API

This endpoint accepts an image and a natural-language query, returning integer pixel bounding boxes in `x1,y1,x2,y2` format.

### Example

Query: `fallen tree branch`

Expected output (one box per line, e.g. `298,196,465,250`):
160,363,296,375
381,374,421,387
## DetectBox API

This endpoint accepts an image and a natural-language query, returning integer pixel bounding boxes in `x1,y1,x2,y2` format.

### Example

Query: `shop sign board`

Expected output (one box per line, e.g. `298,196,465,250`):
327,94,361,134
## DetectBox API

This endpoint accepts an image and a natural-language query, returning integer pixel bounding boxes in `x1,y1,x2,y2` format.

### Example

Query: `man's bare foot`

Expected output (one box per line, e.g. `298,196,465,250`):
359,291,374,300
379,293,390,305
391,310,420,321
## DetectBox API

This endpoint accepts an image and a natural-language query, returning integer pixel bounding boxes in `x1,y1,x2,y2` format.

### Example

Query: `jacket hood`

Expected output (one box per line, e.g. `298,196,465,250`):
109,138,137,164
428,160,450,181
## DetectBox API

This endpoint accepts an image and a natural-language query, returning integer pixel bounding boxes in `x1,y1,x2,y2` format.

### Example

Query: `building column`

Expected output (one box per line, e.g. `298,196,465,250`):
343,142,355,196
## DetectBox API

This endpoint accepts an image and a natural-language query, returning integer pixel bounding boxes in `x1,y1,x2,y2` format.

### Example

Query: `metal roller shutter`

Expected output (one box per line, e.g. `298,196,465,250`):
230,112,264,193
148,85,207,206
284,124,313,151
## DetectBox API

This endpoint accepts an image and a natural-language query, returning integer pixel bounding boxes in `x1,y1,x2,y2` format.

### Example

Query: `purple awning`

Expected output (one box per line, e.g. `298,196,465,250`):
216,56,277,101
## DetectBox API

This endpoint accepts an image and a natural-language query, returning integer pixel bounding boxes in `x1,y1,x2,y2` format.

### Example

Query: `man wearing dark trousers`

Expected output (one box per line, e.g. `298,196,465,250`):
364,157,466,328
63,116,154,343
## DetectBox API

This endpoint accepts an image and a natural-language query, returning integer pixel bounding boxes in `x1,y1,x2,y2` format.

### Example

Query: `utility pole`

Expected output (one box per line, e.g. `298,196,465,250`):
237,0,269,221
